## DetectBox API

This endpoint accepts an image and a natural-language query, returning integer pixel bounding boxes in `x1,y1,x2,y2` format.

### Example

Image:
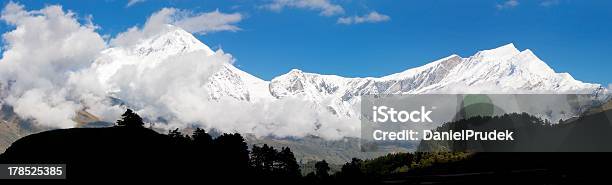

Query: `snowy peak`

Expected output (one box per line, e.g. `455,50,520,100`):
269,68,347,100
131,24,215,57
257,43,600,105
91,25,604,120
207,63,272,102
468,44,554,76
93,25,221,86
475,43,521,61
510,49,555,75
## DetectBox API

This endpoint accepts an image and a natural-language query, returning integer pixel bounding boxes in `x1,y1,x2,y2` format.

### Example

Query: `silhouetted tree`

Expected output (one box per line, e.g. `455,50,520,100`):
167,128,190,147
315,160,330,178
189,128,213,176
277,147,300,178
250,144,300,182
213,133,249,175
261,144,277,172
116,109,144,128
192,128,212,146
168,128,180,138
250,144,277,172
335,158,368,183
340,158,363,176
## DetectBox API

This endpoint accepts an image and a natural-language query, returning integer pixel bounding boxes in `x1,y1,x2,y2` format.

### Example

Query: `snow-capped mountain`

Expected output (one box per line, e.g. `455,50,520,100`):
93,25,215,85
1,24,607,157
262,43,605,117
91,25,606,120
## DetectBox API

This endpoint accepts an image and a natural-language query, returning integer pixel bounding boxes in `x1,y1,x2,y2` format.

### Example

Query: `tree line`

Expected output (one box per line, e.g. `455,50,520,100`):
114,109,475,184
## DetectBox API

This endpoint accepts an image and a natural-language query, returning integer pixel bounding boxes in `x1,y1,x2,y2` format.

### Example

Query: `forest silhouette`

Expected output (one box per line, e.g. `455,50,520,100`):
0,109,353,183
1,109,612,184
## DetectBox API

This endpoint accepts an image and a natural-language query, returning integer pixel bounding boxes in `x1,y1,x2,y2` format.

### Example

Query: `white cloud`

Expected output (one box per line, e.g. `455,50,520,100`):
103,50,231,127
0,2,113,128
174,9,242,35
126,0,145,7
337,11,390,25
264,0,344,16
111,7,242,47
0,2,358,139
186,97,360,139
497,0,519,10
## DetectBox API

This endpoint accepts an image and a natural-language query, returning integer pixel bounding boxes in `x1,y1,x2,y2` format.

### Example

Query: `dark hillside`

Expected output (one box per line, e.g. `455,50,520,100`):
0,127,197,181
0,110,254,183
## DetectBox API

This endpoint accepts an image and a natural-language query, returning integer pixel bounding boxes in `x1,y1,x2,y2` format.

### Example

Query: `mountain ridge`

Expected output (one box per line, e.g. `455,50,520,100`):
0,25,609,163
90,25,605,121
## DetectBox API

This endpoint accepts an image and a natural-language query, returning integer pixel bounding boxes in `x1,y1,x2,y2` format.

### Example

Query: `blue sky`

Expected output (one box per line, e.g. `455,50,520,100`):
1,0,610,85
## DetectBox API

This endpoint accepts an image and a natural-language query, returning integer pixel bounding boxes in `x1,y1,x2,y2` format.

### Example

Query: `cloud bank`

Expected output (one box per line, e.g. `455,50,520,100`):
0,2,115,128
111,7,242,47
0,2,358,140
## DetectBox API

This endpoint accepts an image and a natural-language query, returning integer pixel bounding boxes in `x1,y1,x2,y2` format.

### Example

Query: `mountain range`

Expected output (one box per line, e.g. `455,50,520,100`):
92,25,606,120
0,25,609,162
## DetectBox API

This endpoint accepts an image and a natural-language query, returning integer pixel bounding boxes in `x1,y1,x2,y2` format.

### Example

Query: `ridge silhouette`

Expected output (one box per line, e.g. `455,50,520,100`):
0,109,300,183
1,109,611,184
